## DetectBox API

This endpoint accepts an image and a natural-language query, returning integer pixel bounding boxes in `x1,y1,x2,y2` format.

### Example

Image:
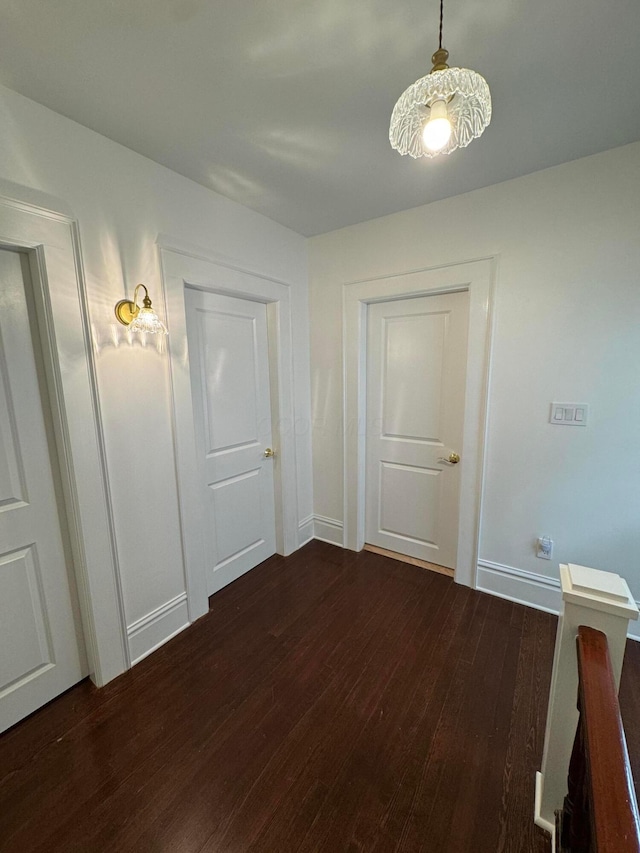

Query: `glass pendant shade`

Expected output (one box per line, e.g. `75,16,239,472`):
128,306,168,335
390,64,491,158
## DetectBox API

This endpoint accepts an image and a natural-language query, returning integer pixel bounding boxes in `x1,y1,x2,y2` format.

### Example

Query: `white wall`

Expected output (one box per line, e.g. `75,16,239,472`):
309,142,640,612
0,84,312,665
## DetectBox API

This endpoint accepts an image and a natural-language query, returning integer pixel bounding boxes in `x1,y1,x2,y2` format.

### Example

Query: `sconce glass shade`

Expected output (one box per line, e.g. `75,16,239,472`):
128,306,168,335
390,65,491,158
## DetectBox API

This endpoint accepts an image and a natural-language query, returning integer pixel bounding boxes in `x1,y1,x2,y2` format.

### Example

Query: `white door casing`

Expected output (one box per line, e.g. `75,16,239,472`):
160,242,299,622
365,292,469,569
343,258,495,589
185,288,276,594
0,186,127,691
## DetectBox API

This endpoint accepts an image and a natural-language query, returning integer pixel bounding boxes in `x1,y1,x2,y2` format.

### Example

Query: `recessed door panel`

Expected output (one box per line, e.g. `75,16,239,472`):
0,364,27,508
186,288,276,595
199,311,259,454
366,291,469,569
0,546,52,693
379,462,441,546
209,468,264,567
0,250,85,733
382,313,447,442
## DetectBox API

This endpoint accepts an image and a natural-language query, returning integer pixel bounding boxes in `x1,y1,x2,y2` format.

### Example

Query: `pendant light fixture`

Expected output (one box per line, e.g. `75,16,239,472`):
389,0,491,158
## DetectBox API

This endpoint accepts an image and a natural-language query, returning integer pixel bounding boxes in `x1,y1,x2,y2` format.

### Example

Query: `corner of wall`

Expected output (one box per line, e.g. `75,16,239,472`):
127,593,190,665
476,559,640,642
313,515,345,547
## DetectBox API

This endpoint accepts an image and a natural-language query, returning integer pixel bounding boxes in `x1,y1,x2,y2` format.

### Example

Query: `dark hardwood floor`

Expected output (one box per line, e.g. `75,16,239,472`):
1,541,639,852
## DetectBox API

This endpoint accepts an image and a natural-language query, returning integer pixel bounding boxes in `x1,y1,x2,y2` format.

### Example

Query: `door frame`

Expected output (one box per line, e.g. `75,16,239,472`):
343,258,495,589
0,183,129,686
159,240,299,622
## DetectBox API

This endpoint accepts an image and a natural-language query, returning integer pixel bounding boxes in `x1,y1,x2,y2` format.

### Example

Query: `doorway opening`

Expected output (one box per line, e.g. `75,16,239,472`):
343,258,494,590
364,290,470,577
0,249,86,732
161,244,301,624
184,287,277,597
0,190,127,710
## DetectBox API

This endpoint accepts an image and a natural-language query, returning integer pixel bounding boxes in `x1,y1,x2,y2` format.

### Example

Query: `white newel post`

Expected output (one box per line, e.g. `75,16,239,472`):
534,563,639,843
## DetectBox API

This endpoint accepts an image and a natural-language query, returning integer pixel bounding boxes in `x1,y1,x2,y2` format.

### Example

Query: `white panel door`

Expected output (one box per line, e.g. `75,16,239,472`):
185,288,276,595
0,250,85,734
365,291,470,569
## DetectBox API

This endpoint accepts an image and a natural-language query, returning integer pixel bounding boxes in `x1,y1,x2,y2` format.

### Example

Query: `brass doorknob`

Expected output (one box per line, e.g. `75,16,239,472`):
264,447,275,458
447,452,460,464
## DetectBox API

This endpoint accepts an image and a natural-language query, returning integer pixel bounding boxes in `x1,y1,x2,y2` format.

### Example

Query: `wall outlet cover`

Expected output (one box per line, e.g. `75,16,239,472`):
537,536,554,560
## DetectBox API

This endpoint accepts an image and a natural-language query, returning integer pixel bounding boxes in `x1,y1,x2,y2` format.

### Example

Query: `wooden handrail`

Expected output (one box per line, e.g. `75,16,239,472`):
558,626,640,852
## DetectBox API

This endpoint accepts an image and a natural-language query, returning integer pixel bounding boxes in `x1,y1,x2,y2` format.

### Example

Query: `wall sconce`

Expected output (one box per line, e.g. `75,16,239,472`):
114,284,168,335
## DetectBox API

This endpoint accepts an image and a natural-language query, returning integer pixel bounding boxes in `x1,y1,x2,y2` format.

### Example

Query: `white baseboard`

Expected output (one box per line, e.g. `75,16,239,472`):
477,559,562,614
298,514,314,547
313,515,344,547
477,559,640,641
127,592,190,665
534,771,556,851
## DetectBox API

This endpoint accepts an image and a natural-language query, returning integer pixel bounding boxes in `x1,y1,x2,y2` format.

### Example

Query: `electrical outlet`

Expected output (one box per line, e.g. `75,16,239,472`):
537,536,554,560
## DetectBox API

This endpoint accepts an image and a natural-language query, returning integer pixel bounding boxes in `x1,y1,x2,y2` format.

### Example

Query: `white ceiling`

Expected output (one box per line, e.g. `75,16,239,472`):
1,0,639,236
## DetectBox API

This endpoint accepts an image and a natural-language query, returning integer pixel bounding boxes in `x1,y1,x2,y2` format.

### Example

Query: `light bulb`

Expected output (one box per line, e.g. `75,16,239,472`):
422,99,452,152
129,306,168,335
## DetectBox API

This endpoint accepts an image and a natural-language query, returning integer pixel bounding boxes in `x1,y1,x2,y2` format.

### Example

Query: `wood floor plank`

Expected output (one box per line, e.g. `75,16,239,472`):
295,580,472,853
395,594,502,851
1,550,339,847
207,571,433,852
378,590,491,851
33,551,407,851
494,608,556,853
162,566,423,853
2,540,635,853
442,598,526,853
248,577,453,851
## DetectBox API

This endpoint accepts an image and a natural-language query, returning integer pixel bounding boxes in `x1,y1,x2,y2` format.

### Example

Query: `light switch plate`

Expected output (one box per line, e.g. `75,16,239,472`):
549,403,589,426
